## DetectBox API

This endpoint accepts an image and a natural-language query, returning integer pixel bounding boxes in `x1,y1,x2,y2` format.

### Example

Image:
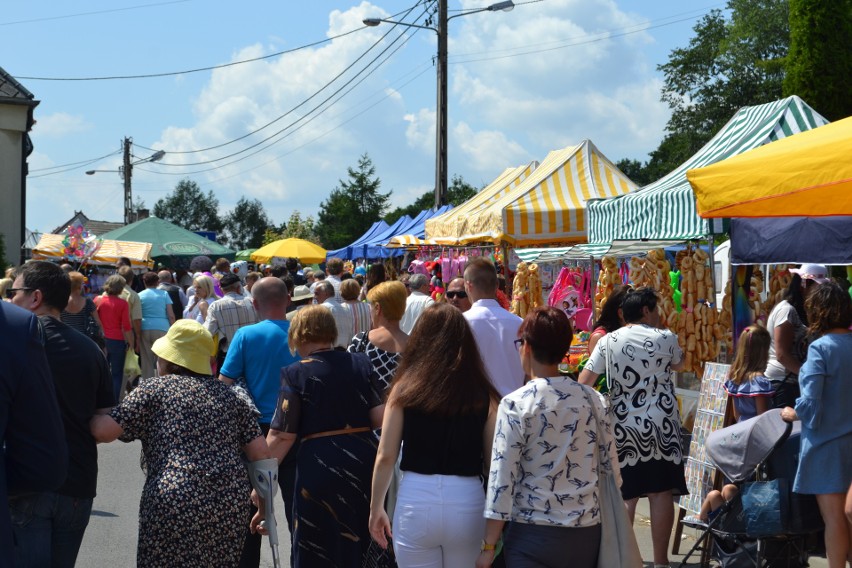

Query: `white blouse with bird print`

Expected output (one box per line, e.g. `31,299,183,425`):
484,376,619,528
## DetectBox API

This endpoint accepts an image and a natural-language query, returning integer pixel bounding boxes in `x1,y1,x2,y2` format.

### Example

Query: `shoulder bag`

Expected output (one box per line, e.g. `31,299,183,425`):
581,387,643,568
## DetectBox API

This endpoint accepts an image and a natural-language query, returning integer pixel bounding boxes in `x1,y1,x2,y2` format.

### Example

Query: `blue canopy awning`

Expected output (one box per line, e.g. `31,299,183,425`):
731,216,852,265
325,220,389,261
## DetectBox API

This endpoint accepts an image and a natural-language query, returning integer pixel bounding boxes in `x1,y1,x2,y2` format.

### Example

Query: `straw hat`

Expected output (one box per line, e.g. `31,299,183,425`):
152,320,215,375
291,285,313,302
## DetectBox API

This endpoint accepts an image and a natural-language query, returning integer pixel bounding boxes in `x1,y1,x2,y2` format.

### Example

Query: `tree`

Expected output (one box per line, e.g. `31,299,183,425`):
223,197,272,249
784,0,852,121
316,154,391,249
620,1,789,182
384,174,480,224
262,211,322,246
153,179,223,238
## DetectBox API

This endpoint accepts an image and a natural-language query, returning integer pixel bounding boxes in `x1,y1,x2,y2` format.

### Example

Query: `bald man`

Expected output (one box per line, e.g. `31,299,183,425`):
218,277,300,565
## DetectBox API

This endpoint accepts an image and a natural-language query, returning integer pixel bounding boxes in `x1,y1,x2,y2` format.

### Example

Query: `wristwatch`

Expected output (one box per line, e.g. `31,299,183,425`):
480,540,497,552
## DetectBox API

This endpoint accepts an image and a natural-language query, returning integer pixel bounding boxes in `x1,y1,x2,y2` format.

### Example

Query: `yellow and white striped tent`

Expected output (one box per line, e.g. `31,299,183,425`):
384,235,440,248
32,234,154,269
425,161,538,243
455,140,637,246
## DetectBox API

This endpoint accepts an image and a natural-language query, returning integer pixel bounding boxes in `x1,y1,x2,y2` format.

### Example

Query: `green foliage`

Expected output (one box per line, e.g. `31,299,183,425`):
263,211,322,245
620,1,789,182
384,175,480,224
316,154,391,250
223,197,272,249
153,179,224,239
784,0,852,121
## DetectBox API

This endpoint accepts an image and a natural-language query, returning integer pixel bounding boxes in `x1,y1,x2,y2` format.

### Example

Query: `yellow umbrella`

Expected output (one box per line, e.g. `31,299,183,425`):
688,116,852,218
250,238,327,264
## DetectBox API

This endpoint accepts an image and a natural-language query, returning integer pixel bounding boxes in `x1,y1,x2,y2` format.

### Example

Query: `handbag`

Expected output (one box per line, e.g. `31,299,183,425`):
83,298,105,347
123,348,141,382
362,537,396,568
581,388,643,568
740,478,789,537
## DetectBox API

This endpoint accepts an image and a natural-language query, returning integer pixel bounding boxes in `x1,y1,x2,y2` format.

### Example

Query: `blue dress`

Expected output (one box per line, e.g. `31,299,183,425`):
793,332,852,494
724,375,773,422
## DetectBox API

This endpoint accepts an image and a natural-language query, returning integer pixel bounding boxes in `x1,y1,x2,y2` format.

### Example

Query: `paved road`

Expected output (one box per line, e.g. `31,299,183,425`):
77,439,290,567
79,440,827,567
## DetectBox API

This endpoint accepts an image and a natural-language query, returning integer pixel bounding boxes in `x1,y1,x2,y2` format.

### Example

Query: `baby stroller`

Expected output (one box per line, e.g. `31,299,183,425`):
679,409,823,567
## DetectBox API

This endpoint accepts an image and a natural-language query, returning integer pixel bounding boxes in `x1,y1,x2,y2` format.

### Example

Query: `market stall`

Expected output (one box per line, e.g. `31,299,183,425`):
425,162,538,243
430,140,636,246
688,115,852,218
587,96,828,244
324,220,389,261
32,233,153,269
100,216,235,269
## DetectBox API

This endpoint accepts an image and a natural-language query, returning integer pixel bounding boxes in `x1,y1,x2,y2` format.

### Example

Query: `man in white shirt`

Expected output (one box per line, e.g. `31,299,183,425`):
325,257,344,298
463,258,524,396
204,273,258,370
400,273,434,334
313,280,354,348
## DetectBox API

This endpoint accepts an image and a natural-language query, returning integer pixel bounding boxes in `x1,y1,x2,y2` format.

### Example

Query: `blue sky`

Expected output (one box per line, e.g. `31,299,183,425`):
3,0,725,235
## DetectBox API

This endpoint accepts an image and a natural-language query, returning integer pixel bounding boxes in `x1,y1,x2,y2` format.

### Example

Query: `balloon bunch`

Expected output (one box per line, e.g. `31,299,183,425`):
62,223,102,267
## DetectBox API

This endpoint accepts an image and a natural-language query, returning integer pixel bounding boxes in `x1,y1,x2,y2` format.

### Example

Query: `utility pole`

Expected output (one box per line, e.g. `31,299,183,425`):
122,137,133,225
434,0,448,209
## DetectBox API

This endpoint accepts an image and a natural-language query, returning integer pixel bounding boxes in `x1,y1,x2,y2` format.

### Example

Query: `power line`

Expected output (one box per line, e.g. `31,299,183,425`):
146,3,432,168
12,3,431,81
137,23,428,175
15,27,365,81
28,148,122,173
0,0,192,27
448,8,722,65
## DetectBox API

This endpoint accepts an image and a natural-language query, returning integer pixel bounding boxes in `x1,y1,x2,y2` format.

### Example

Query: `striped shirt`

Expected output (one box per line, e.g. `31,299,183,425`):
203,293,257,353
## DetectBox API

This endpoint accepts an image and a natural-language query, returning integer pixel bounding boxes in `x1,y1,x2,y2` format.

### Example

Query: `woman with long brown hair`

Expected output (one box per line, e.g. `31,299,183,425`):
369,303,499,566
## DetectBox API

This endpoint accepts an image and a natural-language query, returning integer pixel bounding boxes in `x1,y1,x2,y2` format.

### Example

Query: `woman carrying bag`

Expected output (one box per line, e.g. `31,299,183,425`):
478,307,640,568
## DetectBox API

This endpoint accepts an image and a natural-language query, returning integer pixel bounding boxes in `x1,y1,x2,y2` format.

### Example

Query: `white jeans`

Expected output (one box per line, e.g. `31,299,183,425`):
392,472,485,568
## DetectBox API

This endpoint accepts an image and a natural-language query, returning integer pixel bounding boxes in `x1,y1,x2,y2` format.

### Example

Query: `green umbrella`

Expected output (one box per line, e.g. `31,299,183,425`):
236,248,257,262
100,217,235,269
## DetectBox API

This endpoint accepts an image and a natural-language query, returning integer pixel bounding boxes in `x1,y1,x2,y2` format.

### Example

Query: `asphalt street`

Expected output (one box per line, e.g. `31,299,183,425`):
77,439,290,567
78,440,827,567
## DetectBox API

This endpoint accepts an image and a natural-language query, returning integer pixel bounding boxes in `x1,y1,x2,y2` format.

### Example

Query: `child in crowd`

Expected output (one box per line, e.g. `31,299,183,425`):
686,485,739,526
725,325,773,423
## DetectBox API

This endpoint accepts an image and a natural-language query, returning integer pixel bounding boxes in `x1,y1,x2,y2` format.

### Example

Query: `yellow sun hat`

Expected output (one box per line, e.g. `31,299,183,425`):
151,319,215,375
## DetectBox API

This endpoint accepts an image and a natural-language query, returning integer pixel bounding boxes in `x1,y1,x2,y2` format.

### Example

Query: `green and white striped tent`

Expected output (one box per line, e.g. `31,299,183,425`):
587,96,828,244
515,240,681,264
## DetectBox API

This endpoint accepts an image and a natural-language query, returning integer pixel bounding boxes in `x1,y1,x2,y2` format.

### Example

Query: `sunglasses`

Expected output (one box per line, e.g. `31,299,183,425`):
445,290,467,299
5,287,34,299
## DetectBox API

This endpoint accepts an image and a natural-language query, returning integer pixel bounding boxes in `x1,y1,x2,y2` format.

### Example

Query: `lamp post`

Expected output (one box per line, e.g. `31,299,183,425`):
364,0,514,209
86,137,165,224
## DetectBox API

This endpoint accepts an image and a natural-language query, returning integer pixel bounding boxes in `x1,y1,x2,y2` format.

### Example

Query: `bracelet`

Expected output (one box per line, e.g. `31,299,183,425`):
480,540,497,552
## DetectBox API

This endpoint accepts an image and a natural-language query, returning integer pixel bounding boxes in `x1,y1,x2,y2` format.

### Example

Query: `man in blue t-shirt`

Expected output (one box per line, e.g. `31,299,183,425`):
218,276,298,568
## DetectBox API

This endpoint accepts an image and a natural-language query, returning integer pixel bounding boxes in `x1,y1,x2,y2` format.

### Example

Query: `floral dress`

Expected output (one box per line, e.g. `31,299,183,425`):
110,374,262,567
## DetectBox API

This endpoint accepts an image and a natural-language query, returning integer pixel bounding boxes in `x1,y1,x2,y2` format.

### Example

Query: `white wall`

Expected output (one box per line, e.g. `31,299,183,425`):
0,103,28,267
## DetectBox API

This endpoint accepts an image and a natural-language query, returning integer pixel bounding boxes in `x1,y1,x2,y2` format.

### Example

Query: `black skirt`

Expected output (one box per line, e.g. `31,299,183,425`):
619,458,688,501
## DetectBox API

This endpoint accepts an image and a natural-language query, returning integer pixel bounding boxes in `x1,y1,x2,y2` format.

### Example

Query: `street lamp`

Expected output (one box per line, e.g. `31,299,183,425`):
364,0,514,209
86,137,165,224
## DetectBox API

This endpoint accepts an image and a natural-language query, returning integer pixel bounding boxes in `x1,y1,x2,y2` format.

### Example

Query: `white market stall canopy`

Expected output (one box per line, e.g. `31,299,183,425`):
586,96,828,243
32,234,153,268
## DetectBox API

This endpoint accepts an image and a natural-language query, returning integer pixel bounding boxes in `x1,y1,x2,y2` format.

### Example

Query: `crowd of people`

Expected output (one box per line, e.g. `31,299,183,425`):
2,254,852,568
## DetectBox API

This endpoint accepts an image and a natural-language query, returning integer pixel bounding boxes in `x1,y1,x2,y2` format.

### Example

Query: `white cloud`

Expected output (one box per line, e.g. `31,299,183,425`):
33,112,91,139
132,0,672,230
